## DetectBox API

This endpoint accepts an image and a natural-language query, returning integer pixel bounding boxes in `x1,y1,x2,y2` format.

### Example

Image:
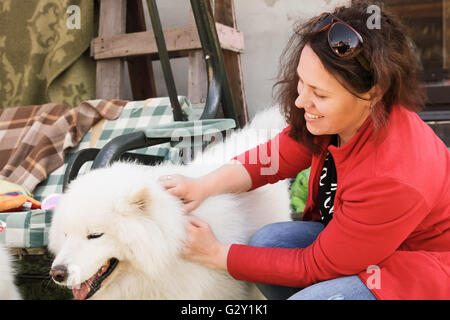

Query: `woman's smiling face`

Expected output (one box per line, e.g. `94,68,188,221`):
294,44,376,145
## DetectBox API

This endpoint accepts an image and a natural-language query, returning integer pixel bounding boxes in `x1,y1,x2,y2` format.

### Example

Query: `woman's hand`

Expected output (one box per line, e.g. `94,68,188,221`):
180,215,230,271
158,174,208,213
159,162,252,214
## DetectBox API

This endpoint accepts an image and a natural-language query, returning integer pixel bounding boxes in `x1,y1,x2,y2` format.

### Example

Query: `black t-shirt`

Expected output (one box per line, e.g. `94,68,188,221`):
317,135,338,226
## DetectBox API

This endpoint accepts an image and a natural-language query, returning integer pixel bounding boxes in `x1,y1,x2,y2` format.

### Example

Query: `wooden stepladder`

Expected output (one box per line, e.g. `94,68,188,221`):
92,0,248,127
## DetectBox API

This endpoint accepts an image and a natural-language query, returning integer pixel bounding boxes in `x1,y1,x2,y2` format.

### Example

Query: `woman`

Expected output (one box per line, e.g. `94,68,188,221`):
159,1,450,300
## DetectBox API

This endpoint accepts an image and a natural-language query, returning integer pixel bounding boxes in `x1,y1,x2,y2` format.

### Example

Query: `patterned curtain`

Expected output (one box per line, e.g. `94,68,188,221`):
0,0,96,108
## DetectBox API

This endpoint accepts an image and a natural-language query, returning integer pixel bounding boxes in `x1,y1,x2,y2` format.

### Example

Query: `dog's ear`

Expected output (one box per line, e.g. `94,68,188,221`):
129,187,151,214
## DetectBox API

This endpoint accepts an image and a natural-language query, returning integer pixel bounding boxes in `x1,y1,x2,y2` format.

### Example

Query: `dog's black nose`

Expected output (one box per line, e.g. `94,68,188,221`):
50,265,68,283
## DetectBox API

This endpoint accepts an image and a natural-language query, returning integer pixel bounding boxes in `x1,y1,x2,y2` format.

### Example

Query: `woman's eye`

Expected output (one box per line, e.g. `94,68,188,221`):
315,92,326,99
87,233,104,240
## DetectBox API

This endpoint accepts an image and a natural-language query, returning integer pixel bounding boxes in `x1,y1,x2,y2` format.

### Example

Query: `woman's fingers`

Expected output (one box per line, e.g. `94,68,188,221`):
158,174,180,188
158,174,186,196
188,215,208,228
158,174,204,214
182,201,200,214
165,185,185,198
180,216,228,270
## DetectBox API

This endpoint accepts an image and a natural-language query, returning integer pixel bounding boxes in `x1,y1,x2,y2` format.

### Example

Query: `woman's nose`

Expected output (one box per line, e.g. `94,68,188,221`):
295,91,312,109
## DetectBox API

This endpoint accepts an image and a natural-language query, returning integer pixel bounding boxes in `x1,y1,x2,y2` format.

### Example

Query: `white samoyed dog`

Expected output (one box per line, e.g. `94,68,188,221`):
48,106,291,300
0,243,21,299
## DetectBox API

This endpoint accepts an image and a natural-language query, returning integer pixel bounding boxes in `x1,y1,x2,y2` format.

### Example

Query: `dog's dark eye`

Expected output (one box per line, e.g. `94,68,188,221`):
87,233,104,240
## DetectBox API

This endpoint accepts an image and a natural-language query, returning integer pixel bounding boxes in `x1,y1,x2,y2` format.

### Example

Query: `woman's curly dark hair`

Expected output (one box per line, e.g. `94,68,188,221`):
274,0,427,154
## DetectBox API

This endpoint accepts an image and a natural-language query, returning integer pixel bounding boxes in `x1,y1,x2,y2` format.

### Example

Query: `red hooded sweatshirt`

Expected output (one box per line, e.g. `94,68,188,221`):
228,105,450,300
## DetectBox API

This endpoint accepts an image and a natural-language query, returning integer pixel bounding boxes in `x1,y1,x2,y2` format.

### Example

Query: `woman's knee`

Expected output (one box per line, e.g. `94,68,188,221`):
287,276,377,300
248,221,325,249
248,223,282,247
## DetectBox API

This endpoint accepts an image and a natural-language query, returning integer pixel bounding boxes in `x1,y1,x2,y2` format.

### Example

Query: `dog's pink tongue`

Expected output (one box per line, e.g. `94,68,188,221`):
72,282,90,300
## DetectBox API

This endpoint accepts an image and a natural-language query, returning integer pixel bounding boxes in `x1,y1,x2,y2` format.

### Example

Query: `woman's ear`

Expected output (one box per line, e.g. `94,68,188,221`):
368,84,383,107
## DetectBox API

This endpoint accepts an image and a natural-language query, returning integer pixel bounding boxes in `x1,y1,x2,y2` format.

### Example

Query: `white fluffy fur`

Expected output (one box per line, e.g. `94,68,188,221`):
0,244,21,300
48,106,291,300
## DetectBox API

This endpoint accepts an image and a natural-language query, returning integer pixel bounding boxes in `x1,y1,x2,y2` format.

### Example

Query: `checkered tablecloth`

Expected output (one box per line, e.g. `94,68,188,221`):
0,96,209,248
0,210,50,248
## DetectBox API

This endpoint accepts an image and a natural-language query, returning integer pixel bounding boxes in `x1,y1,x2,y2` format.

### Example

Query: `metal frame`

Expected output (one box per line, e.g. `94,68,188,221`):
190,0,239,125
144,0,239,125
146,0,186,121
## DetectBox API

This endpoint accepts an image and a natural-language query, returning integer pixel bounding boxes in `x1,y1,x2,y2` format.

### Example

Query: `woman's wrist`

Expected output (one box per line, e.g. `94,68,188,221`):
213,243,231,271
197,174,215,200
201,162,252,198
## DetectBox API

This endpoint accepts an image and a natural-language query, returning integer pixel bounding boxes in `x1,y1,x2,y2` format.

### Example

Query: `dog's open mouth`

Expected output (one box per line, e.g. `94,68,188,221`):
72,258,119,300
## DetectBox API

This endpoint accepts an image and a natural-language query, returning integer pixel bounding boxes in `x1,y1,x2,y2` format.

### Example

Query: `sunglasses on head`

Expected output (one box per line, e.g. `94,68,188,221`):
311,12,371,72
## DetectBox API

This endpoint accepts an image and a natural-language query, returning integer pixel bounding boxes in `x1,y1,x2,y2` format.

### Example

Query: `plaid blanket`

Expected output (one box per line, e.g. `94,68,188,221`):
0,100,127,192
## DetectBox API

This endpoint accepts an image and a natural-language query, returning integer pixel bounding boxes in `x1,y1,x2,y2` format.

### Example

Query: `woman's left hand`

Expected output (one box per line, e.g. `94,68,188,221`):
181,215,230,271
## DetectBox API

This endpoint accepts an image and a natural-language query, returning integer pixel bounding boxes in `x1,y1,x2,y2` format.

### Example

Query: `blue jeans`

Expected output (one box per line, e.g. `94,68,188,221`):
248,221,377,300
